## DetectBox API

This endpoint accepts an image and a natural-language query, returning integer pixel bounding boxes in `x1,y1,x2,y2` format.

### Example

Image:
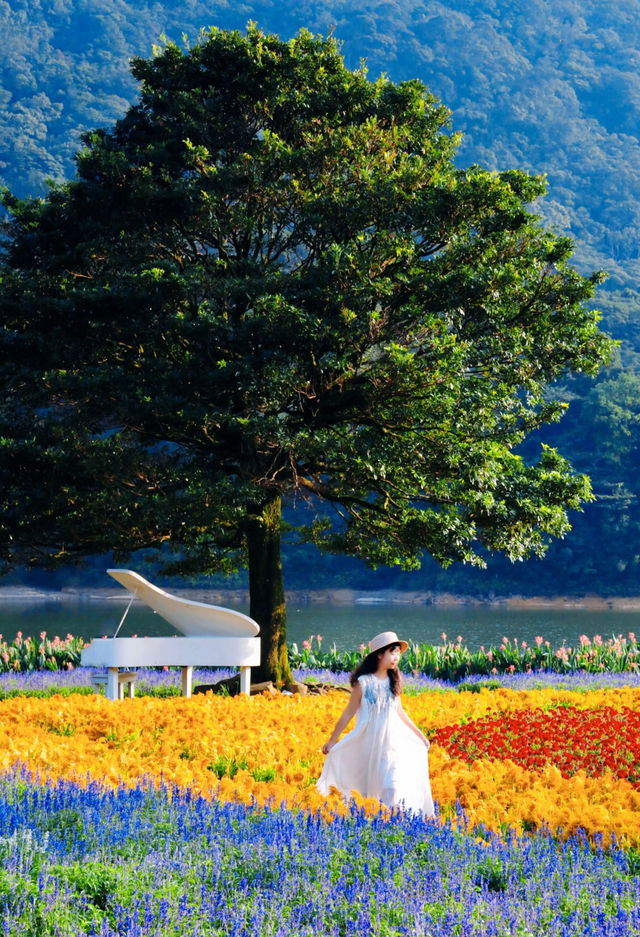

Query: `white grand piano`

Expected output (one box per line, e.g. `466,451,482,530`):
81,569,260,700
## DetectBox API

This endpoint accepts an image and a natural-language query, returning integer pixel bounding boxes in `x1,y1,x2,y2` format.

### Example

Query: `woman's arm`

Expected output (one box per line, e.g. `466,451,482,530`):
398,699,430,749
321,682,362,754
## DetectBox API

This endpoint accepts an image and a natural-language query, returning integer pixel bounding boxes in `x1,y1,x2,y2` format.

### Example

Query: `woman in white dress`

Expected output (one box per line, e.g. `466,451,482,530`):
317,631,434,816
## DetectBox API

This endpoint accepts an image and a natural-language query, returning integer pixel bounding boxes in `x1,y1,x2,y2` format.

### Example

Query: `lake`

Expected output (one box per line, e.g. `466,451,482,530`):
1,595,639,652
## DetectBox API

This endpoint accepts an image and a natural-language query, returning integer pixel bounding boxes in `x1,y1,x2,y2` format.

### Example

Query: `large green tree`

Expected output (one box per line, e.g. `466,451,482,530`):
0,26,610,682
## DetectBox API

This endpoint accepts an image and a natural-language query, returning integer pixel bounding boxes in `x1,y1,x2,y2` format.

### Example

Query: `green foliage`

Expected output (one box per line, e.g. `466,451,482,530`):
0,25,610,680
289,633,640,681
456,680,502,693
0,633,86,673
207,754,250,779
250,765,278,782
0,686,94,701
136,684,183,698
1,629,640,685
56,861,118,913
289,638,364,674
474,857,509,892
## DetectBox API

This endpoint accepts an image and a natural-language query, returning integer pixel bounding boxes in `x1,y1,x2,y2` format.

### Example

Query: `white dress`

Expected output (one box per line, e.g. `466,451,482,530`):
317,673,434,816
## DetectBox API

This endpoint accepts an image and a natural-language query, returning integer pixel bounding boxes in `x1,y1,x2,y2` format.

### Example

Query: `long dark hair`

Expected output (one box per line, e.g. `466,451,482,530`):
350,643,403,696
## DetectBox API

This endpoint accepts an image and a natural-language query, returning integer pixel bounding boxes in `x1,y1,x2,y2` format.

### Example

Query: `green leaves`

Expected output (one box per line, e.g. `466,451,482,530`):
0,24,610,597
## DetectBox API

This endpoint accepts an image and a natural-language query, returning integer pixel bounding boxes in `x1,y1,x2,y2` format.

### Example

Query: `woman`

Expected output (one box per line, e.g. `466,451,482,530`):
317,630,434,815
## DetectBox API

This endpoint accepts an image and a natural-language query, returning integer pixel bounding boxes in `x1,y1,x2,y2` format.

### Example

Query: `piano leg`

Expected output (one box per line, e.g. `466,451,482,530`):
239,667,251,696
107,668,119,701
182,666,193,698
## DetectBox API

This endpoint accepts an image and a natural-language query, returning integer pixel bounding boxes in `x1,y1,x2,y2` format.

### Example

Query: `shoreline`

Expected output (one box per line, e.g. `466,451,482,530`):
1,586,640,611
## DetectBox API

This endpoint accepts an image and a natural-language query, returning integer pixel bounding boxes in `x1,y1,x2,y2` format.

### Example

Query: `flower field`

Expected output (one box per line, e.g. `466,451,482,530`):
4,767,640,937
2,629,640,680
433,705,640,786
3,684,640,844
3,675,640,934
290,632,640,680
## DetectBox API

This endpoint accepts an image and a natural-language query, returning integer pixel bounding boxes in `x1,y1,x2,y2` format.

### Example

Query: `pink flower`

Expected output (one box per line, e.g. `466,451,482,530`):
1,651,9,664
456,635,463,644
359,643,367,652
65,662,74,670
487,651,493,662
594,634,603,647
534,636,543,646
579,634,591,647
629,632,636,643
40,631,47,641
15,632,22,642
491,667,497,675
316,634,323,645
507,664,515,674
521,641,527,649
502,636,509,645
302,640,311,650
441,632,447,643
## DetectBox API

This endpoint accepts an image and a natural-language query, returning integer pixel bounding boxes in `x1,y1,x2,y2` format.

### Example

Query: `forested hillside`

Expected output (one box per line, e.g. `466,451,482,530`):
3,0,640,595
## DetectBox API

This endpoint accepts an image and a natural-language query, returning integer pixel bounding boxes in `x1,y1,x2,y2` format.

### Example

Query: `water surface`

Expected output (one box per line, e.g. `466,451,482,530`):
1,597,638,652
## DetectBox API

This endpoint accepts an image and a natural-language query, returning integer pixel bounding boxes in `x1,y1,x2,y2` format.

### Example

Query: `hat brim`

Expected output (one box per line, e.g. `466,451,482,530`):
374,639,408,654
368,630,410,654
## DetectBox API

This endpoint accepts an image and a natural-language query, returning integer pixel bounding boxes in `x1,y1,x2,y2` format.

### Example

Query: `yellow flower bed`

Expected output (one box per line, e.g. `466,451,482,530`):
1,686,640,842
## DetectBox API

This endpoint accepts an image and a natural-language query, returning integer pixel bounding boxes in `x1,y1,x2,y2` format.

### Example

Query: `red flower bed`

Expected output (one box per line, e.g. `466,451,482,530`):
433,705,640,787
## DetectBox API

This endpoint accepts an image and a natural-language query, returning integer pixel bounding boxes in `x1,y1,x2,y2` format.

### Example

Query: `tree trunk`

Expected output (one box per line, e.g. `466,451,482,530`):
245,495,293,686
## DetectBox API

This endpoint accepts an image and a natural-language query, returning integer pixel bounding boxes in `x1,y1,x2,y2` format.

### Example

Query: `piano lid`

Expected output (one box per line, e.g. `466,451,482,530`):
107,569,260,637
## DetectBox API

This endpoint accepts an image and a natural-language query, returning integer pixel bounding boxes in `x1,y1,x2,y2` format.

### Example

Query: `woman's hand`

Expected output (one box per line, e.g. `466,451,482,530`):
321,740,334,755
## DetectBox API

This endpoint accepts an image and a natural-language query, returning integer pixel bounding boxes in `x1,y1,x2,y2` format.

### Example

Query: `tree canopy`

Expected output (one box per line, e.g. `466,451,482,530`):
0,26,610,679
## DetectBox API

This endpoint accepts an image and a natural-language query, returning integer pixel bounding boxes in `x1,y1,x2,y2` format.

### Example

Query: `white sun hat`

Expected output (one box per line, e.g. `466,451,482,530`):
368,630,409,654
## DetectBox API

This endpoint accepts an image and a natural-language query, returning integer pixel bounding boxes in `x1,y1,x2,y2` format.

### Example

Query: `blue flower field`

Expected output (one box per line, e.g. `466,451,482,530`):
1,767,639,936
